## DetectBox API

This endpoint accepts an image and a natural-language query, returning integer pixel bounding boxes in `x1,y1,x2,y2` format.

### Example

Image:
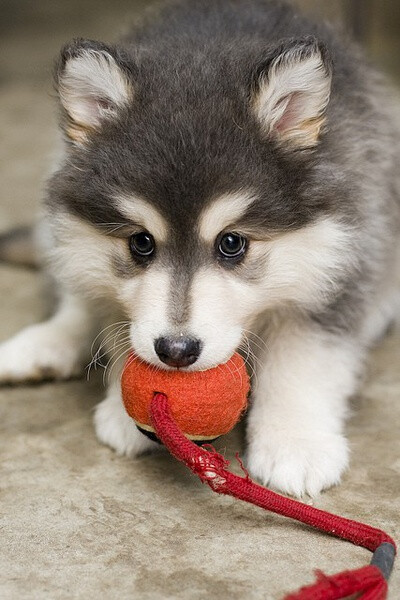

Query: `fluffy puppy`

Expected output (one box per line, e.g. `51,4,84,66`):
1,0,400,497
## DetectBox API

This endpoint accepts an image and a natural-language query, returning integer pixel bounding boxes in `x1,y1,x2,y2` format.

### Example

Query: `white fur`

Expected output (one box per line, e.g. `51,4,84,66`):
120,266,245,372
187,268,253,368
198,192,255,243
258,217,358,309
124,269,173,365
246,318,361,497
127,264,254,371
59,49,132,131
114,195,168,241
49,212,124,299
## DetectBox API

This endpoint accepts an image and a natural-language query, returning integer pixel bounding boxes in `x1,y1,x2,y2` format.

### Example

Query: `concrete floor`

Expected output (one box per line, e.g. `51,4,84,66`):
1,1,399,598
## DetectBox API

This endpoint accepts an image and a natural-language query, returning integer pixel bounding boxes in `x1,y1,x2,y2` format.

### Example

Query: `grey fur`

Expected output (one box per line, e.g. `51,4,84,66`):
46,0,400,335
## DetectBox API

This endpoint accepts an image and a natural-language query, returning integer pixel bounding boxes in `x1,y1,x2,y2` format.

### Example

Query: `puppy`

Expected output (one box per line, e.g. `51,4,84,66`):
1,0,400,497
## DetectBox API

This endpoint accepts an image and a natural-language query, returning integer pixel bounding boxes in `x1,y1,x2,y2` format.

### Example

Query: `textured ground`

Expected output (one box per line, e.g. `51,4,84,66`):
1,1,399,598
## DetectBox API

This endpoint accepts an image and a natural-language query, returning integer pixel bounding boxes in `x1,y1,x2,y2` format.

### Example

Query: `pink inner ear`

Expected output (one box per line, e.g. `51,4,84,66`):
275,92,304,133
79,97,114,128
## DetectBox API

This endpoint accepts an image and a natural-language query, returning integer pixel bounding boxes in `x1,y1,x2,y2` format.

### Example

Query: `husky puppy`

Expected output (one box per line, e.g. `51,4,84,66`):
1,0,400,497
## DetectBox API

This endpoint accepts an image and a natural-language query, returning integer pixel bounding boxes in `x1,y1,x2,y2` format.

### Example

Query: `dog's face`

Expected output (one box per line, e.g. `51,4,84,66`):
47,38,354,370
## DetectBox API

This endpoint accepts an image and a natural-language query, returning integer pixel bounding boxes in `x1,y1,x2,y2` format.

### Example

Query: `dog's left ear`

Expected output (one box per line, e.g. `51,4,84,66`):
251,37,332,150
55,39,134,144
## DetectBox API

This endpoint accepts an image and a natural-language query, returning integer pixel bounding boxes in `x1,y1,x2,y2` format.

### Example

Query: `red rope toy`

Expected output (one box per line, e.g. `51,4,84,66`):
122,352,396,599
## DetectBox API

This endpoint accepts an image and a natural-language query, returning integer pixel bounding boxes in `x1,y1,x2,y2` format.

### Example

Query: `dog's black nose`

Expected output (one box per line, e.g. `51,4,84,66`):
154,336,201,368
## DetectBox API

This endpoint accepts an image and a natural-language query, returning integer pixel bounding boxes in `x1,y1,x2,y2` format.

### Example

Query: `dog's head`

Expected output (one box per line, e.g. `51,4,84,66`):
47,37,354,370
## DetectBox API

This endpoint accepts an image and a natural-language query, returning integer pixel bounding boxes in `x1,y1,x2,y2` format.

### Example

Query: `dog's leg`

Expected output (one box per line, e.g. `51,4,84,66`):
93,333,158,457
94,380,157,457
0,293,93,384
246,319,363,497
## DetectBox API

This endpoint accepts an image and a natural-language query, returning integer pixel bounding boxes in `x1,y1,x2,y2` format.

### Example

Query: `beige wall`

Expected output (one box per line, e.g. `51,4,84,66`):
292,0,400,83
291,0,344,22
1,0,399,84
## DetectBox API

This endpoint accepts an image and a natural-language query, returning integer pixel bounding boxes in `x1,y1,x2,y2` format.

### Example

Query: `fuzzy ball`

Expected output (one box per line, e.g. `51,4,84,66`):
121,352,250,443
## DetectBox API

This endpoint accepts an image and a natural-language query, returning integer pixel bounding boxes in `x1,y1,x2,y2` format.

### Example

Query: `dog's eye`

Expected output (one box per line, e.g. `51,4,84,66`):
129,232,155,258
217,232,247,259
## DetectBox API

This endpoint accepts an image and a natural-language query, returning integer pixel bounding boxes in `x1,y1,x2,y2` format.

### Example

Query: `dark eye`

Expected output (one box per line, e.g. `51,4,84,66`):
218,232,247,259
129,232,155,258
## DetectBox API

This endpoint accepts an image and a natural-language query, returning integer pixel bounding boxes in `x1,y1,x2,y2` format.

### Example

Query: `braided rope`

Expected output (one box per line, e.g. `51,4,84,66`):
150,392,396,600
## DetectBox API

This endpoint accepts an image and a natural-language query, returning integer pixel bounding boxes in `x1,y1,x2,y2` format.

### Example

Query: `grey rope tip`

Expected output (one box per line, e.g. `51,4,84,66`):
370,542,396,580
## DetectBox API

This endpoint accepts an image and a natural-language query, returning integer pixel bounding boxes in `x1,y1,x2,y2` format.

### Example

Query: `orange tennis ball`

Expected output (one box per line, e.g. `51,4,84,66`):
121,352,250,443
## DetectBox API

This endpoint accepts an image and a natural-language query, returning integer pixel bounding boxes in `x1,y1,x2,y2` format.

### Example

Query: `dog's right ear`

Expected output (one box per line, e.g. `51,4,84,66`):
55,39,134,144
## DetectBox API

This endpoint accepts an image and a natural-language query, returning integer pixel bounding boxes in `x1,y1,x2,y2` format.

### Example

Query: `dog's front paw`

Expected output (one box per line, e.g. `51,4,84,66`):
246,429,349,498
0,325,82,384
94,388,157,458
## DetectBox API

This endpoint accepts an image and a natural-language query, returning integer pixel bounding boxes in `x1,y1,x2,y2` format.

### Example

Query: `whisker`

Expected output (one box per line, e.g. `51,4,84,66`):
87,336,132,381
221,355,243,387
239,334,260,389
242,328,270,354
94,223,129,235
105,344,134,384
243,328,269,347
90,320,130,358
87,321,131,381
